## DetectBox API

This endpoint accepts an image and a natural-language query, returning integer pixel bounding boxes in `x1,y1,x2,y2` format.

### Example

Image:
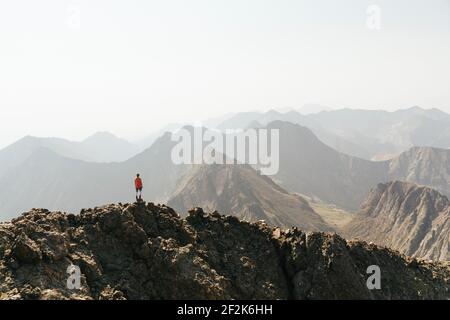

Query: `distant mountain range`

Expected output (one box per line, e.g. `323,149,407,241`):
0,107,449,264
266,121,450,210
1,117,450,223
217,106,450,160
0,132,139,178
343,181,450,261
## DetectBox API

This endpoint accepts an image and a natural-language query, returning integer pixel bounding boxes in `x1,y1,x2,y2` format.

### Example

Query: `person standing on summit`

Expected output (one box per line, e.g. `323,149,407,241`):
135,174,143,201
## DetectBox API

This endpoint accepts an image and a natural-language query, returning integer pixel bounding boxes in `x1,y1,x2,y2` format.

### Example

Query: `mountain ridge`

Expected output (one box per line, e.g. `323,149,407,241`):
2,121,450,219
0,202,448,300
0,132,139,177
343,181,450,261
167,163,332,231
218,107,450,160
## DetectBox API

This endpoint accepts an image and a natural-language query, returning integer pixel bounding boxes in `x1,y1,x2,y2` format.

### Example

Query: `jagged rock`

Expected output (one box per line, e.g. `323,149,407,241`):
0,202,448,300
11,234,42,263
343,181,450,261
99,285,126,300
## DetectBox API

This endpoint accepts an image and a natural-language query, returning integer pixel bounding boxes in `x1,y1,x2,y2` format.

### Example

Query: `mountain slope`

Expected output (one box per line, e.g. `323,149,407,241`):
0,203,448,300
267,121,389,210
388,147,450,198
0,132,186,220
0,136,92,179
260,122,450,210
343,181,450,261
0,148,126,219
168,164,332,231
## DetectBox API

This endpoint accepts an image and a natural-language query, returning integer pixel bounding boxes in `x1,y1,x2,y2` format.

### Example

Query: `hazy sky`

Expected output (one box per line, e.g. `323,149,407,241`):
0,0,449,148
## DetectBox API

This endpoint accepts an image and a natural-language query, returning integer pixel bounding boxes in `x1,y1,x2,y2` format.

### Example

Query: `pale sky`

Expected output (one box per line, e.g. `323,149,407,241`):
0,0,449,149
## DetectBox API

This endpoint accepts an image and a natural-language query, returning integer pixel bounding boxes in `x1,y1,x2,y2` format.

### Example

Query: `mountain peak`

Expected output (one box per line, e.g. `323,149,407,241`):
168,163,332,231
264,109,282,116
83,131,122,142
406,106,424,111
80,131,138,162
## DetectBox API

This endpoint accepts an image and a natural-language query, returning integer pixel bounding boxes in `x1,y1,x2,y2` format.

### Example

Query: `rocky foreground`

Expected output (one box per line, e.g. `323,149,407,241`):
0,203,448,300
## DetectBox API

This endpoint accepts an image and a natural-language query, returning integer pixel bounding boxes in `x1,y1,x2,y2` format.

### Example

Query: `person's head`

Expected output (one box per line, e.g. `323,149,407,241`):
136,174,140,178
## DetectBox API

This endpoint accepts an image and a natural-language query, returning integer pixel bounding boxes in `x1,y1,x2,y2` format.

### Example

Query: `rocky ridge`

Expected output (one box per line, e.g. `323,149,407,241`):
343,181,450,261
0,203,448,300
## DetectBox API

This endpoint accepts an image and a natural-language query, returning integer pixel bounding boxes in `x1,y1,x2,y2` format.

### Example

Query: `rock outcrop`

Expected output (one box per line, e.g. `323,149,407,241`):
343,181,450,261
0,203,448,300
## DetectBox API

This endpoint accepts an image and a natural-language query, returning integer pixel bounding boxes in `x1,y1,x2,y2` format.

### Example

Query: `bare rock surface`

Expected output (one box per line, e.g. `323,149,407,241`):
344,181,450,261
0,203,448,300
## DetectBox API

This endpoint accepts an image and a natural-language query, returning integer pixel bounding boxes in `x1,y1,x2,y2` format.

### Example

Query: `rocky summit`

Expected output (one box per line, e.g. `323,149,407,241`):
0,203,448,300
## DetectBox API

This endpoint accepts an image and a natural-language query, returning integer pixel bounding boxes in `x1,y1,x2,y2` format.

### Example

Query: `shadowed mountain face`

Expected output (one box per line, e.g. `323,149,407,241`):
343,181,450,261
218,110,370,159
168,163,332,231
0,203,448,300
267,121,390,210
266,121,450,211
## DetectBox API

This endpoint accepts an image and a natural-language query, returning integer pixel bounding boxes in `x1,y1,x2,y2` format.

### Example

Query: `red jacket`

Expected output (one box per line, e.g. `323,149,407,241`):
135,177,143,189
